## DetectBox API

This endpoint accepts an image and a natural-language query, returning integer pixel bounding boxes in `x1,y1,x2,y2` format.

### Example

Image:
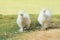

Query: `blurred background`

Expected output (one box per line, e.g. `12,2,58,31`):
0,0,60,15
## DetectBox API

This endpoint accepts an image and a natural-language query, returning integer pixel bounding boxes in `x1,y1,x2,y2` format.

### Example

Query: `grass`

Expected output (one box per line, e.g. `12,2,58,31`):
0,14,60,40
0,14,38,40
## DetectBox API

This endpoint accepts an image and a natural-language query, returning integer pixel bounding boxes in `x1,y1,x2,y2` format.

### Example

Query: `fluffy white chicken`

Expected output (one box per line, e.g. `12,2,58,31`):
17,10,31,32
38,9,51,30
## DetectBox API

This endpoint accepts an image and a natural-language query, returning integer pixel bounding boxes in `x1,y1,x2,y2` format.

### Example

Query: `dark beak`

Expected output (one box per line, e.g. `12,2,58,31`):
21,14,23,16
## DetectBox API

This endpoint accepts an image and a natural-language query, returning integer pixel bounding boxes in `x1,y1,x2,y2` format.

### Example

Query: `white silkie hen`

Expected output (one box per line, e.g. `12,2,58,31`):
38,9,51,30
17,10,31,32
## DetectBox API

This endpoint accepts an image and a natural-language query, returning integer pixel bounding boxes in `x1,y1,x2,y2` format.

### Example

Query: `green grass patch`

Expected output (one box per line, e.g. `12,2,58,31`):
0,14,60,40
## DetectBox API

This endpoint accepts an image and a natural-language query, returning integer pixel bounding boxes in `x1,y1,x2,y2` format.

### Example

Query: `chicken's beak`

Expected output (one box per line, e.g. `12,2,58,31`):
20,14,23,16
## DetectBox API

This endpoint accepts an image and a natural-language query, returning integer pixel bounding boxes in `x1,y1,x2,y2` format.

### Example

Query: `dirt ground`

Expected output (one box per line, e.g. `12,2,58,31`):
23,29,60,40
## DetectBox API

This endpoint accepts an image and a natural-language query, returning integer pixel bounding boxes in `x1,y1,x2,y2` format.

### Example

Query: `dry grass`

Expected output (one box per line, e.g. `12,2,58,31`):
7,29,60,40
24,29,60,40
